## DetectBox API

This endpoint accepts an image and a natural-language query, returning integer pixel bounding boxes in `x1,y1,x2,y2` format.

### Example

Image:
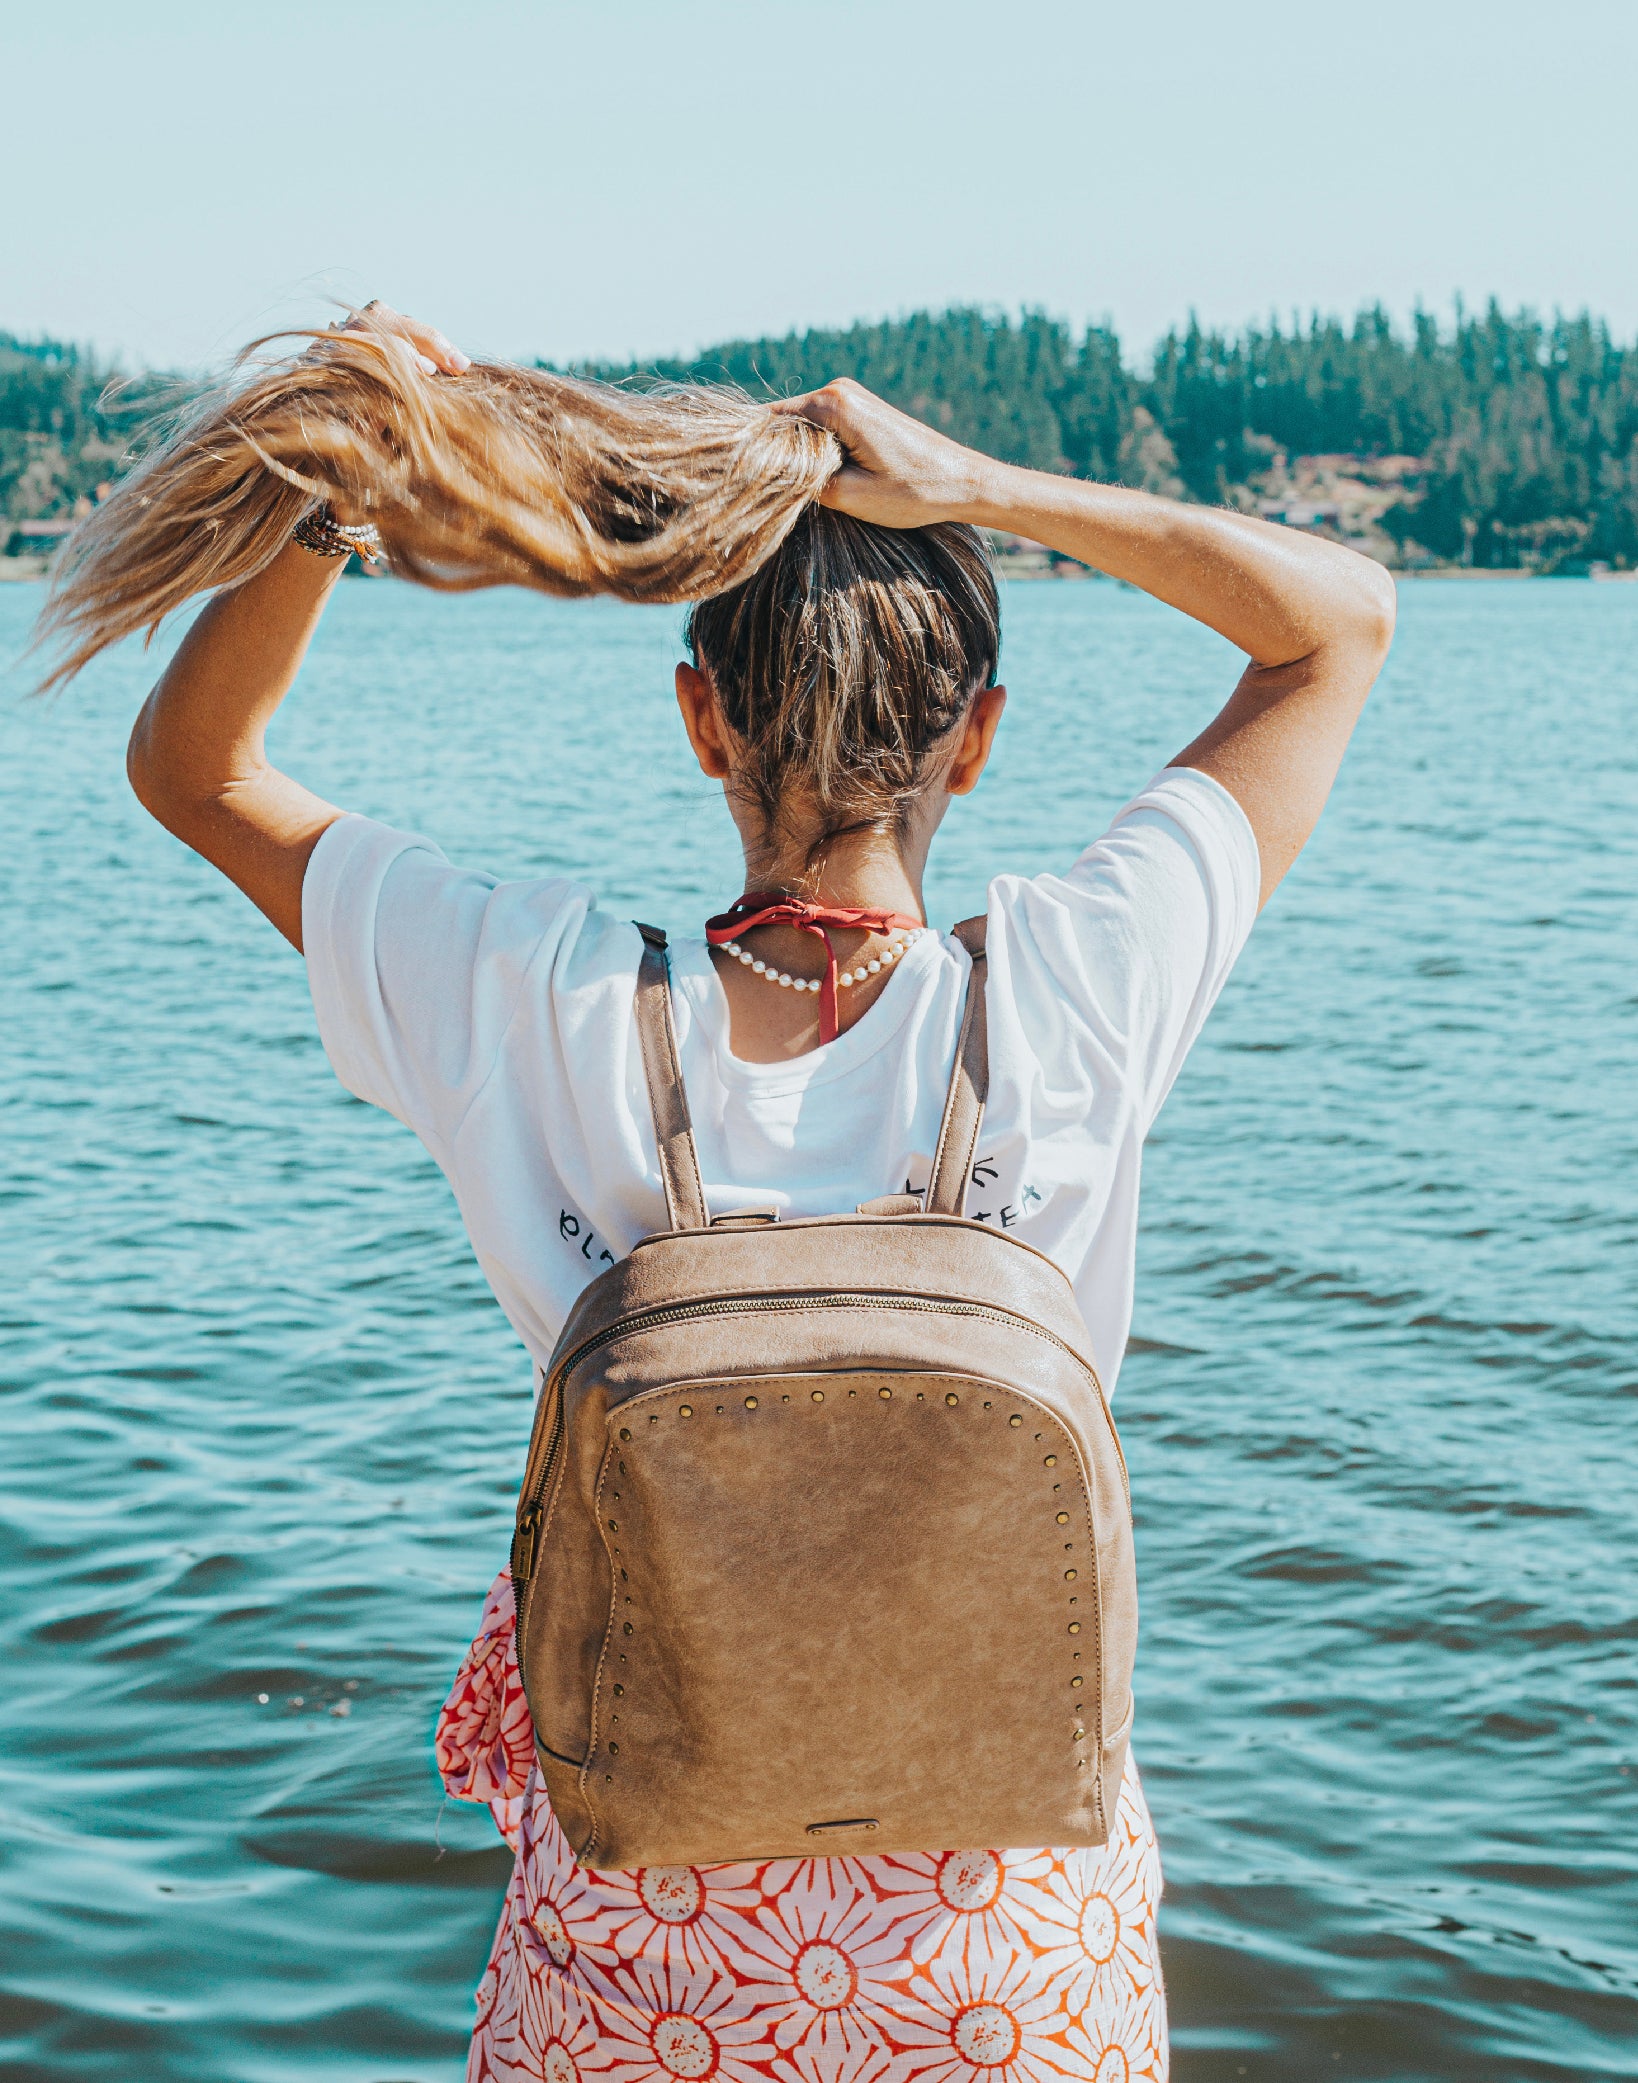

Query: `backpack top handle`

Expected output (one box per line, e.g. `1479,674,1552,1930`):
632,916,990,1233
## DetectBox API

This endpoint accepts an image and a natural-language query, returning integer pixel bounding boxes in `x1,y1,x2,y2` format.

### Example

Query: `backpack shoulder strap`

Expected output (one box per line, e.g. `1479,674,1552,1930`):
924,916,989,1217
633,923,709,1232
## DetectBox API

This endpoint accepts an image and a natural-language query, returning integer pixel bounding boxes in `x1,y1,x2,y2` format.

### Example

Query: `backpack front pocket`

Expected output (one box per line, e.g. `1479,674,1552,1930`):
574,1371,1109,1868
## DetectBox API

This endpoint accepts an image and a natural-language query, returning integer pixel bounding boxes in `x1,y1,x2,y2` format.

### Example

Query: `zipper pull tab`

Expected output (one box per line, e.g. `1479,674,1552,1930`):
512,1503,542,1586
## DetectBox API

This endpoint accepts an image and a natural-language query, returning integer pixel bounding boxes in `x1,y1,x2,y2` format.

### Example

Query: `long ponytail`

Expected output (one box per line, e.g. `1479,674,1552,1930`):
33,315,841,693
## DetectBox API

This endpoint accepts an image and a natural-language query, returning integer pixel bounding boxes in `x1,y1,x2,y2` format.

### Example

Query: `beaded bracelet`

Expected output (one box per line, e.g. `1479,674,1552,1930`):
292,503,384,564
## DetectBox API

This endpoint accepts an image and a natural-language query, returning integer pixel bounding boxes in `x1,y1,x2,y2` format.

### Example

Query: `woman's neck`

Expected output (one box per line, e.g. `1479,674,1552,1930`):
741,823,929,921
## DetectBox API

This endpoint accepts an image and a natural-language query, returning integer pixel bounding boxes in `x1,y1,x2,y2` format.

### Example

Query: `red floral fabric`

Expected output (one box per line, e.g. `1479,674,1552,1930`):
437,1573,1167,2083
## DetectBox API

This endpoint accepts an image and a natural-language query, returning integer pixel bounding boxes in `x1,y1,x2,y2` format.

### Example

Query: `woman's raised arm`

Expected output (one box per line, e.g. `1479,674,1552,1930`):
775,381,1397,908
125,305,469,950
126,542,349,950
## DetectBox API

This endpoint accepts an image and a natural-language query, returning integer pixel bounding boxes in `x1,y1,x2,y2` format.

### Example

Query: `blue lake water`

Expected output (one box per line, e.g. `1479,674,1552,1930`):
2,572,1635,2082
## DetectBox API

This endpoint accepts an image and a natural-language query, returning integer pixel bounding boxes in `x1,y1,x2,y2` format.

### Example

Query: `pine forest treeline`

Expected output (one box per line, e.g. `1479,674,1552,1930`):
581,304,1638,571
5,304,1638,571
0,336,169,533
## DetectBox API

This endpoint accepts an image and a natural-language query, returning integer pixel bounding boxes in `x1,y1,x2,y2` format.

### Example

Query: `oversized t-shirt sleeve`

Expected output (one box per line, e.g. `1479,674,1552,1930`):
990,766,1261,1135
302,813,587,1165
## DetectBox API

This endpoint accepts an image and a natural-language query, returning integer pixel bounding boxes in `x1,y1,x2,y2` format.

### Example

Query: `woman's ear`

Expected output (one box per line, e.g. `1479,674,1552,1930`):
675,662,733,780
947,684,1007,797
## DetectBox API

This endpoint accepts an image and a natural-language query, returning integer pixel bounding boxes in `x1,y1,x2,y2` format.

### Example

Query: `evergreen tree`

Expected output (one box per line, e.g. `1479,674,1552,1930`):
0,334,170,531
575,301,1637,566
6,305,1636,569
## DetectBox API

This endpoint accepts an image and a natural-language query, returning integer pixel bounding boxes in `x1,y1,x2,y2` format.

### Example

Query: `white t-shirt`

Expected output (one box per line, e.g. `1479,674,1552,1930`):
303,766,1259,1396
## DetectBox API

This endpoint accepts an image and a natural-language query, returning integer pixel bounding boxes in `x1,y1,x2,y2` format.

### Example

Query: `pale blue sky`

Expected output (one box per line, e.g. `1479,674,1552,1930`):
7,0,1636,372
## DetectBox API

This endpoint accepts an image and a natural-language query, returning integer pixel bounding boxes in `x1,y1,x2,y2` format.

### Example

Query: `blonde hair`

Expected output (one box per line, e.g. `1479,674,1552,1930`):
34,315,999,847
34,318,842,692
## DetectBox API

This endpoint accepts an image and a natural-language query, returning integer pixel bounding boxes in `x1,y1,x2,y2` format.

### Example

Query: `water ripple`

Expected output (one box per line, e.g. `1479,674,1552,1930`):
4,577,1636,2078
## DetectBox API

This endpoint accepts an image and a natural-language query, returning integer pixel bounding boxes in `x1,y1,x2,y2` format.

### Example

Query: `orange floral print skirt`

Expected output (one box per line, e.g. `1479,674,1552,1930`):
437,1573,1167,2083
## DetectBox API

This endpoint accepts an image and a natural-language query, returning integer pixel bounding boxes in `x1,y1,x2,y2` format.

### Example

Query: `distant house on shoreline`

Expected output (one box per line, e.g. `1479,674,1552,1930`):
1257,498,1344,531
4,517,76,555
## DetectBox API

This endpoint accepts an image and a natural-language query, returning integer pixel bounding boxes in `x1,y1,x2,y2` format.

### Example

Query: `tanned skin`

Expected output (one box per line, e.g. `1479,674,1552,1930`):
127,306,1395,1065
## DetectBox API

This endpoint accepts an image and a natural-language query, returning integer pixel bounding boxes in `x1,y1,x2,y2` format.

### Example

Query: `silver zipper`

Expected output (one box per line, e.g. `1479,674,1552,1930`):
511,1381,564,1612
512,1290,1128,1579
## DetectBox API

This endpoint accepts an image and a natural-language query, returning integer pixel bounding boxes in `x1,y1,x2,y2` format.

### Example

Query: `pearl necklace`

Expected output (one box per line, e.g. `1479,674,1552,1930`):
718,926,926,994
705,893,927,1043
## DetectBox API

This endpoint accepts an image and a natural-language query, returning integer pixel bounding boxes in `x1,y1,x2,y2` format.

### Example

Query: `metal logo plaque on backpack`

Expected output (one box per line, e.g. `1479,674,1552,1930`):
509,920,1138,1870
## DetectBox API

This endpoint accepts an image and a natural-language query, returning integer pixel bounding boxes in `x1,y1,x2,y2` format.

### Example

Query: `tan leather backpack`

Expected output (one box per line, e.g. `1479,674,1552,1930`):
510,919,1137,1870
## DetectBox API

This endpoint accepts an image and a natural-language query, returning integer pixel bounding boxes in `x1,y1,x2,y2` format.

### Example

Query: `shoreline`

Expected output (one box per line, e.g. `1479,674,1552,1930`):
5,556,1634,588
991,558,1638,583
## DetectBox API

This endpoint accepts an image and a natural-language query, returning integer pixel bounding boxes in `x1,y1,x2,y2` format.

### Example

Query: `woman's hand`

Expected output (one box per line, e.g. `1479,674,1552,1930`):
772,380,996,530
124,300,475,952
320,303,471,524
328,299,471,377
780,375,1395,917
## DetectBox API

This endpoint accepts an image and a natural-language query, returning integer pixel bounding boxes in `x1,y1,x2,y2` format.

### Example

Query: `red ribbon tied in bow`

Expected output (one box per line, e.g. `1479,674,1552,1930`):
705,893,924,1044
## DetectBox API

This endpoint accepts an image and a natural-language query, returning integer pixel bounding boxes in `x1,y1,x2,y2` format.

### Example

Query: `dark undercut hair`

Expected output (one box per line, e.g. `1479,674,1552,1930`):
685,507,1000,854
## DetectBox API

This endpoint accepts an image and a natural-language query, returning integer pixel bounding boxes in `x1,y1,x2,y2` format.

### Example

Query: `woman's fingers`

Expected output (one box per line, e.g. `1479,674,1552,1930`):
771,380,869,449
771,380,990,529
814,464,873,510
409,322,471,376
770,386,840,428
340,300,471,375
772,384,899,489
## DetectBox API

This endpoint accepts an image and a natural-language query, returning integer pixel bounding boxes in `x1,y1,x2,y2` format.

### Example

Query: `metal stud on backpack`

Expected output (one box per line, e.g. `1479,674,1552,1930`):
509,919,1138,1870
